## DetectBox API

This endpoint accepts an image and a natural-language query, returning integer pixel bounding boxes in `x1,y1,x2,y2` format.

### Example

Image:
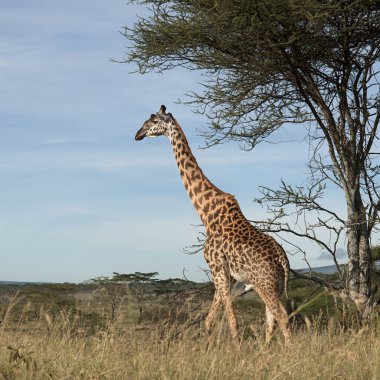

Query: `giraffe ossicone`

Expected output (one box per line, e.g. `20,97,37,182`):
135,105,291,343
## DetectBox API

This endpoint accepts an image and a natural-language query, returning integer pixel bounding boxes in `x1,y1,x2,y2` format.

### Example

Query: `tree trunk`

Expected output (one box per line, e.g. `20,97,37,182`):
138,305,143,324
346,197,371,298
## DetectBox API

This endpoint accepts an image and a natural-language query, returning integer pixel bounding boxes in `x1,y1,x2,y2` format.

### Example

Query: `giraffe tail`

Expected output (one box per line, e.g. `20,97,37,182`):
280,254,290,300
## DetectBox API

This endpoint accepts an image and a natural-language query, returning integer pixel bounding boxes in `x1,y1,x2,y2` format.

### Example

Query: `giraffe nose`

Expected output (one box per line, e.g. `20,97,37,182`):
135,126,146,141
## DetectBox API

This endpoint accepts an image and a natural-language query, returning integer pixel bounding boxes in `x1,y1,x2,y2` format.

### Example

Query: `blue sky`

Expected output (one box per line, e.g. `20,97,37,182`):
0,1,347,283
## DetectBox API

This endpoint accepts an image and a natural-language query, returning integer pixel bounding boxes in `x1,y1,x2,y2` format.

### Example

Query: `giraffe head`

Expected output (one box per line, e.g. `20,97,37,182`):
135,105,174,141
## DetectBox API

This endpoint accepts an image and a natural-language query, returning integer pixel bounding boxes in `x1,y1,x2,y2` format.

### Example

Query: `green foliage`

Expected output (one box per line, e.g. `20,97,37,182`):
0,283,77,322
372,245,380,262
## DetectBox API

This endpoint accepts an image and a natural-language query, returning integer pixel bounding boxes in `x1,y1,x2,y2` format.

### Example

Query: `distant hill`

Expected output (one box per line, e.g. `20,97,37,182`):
297,261,380,275
297,264,344,275
1,261,379,285
0,281,47,286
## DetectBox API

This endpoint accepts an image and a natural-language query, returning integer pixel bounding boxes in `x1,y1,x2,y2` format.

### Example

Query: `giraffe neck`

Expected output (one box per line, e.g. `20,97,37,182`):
168,121,223,225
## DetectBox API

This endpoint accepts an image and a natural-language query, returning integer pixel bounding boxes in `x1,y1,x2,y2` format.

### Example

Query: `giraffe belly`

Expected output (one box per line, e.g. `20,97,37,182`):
230,270,249,285
231,271,253,292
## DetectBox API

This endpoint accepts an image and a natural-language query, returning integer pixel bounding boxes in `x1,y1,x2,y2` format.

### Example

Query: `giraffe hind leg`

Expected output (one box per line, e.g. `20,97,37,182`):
257,289,291,344
277,301,291,344
265,306,278,343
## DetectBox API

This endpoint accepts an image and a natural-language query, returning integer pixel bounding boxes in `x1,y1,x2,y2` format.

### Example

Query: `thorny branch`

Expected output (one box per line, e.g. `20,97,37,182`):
252,175,346,282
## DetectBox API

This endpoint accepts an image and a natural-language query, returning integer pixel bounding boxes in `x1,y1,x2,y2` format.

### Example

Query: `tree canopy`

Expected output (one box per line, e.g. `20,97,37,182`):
126,0,379,145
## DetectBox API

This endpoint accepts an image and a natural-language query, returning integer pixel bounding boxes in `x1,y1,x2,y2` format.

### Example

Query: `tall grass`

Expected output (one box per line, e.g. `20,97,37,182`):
0,294,380,379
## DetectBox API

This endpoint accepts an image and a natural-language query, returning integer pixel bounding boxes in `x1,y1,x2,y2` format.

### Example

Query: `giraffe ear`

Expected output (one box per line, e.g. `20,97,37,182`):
158,105,166,115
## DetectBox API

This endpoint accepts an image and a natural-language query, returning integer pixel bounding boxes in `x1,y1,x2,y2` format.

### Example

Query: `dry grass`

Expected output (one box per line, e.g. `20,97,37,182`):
0,295,380,380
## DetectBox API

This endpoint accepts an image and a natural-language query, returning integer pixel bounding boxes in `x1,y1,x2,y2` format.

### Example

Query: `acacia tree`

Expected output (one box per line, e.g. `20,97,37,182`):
114,272,158,323
89,272,159,322
124,0,380,299
89,275,129,321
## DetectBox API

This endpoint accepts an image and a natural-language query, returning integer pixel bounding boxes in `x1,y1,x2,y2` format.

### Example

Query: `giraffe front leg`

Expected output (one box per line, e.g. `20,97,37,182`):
221,290,238,338
213,269,238,339
204,241,238,339
205,293,221,335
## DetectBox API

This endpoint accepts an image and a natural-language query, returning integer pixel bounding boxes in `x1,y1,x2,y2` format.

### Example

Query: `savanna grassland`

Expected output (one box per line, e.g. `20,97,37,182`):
0,276,380,380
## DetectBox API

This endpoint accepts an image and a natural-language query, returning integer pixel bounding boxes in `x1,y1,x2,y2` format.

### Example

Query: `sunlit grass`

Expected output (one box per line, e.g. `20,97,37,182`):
0,294,380,380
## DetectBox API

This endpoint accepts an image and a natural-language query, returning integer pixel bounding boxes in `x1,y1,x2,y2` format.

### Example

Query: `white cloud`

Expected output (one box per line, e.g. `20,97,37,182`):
317,248,347,261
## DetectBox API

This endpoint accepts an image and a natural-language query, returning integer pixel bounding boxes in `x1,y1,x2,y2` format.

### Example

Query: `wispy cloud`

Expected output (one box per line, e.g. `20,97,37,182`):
37,139,72,146
0,147,174,173
0,138,307,177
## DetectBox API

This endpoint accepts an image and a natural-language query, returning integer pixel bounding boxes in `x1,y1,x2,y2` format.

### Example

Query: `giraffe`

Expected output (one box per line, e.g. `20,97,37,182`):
135,105,291,343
